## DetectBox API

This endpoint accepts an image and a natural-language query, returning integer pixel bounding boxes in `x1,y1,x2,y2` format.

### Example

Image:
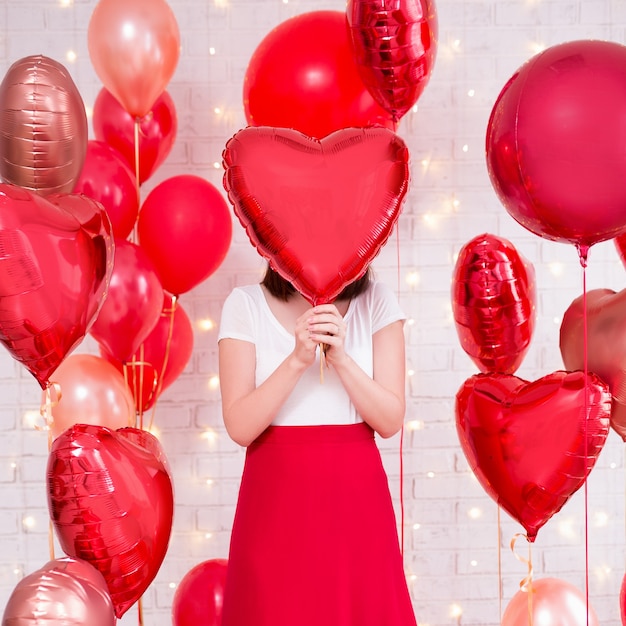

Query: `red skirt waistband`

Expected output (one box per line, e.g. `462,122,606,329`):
251,421,374,446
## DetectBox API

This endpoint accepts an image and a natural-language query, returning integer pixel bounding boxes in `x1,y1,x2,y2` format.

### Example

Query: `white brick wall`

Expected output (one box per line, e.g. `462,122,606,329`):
1,0,626,624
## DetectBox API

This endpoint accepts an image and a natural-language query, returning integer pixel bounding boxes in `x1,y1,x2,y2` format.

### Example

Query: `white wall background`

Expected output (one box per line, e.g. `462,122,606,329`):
1,0,626,624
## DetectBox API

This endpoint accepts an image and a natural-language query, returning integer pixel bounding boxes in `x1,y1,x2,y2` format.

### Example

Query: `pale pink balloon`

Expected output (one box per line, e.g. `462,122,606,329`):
88,0,180,117
49,353,135,439
2,557,115,626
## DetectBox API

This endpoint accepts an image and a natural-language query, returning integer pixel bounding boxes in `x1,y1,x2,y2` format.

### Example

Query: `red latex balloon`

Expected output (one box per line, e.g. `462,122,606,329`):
502,577,598,626
244,10,394,139
222,126,409,305
92,88,177,185
0,55,88,196
455,370,610,541
102,294,194,413
47,424,174,619
2,557,116,626
73,140,138,240
451,233,536,375
560,288,626,441
172,559,228,626
486,39,626,249
87,0,180,118
346,0,438,122
90,238,163,362
0,184,113,388
137,175,232,295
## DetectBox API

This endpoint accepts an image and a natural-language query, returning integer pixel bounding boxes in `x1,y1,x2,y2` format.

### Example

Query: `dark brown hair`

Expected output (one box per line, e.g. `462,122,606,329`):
261,265,372,302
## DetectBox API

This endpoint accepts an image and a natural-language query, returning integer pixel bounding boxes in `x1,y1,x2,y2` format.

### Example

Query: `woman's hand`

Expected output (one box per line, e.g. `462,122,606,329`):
305,304,348,366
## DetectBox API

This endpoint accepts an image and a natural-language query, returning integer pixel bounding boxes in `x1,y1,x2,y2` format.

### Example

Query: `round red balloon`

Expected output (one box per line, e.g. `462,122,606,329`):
486,39,626,248
137,175,232,295
172,559,228,626
244,10,394,139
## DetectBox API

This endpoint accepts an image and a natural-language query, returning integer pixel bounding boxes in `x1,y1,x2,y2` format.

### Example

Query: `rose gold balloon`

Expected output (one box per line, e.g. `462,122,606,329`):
88,0,181,118
0,55,88,196
2,557,115,626
49,353,135,439
560,287,626,440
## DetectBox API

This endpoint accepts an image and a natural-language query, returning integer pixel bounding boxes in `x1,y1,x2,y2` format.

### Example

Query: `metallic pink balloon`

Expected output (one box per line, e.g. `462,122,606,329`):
222,126,410,305
486,39,626,248
2,557,115,626
47,424,174,618
0,55,88,196
347,0,438,122
0,184,113,388
452,233,536,375
88,0,180,118
456,370,610,541
502,577,598,626
560,287,626,441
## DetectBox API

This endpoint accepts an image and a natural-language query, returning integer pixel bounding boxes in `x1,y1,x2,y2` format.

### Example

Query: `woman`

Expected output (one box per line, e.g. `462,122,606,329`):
218,265,417,626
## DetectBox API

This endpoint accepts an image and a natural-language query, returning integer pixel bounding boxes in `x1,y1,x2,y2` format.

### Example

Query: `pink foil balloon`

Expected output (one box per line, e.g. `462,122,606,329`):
486,39,626,248
88,0,180,118
222,126,410,305
2,557,115,626
456,370,610,541
347,0,438,122
0,55,88,196
47,424,174,618
502,577,598,626
451,233,536,375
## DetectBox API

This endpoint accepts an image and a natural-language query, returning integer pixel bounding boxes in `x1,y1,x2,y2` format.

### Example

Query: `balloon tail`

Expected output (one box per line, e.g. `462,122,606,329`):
510,533,534,624
576,243,590,268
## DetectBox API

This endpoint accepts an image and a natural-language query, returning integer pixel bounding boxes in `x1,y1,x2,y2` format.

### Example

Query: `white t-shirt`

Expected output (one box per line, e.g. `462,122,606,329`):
218,281,405,426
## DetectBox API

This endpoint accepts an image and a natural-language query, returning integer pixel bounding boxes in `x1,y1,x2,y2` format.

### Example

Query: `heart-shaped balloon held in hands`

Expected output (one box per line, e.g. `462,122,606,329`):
455,371,611,541
47,424,174,618
222,126,410,304
0,184,113,388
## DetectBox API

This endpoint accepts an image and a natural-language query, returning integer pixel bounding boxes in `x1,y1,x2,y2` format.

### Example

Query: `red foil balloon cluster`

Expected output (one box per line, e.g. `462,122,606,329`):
455,370,611,541
452,233,536,375
222,126,410,305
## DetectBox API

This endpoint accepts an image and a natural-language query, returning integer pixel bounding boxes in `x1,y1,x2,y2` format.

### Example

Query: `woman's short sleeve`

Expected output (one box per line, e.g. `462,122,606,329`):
218,287,256,343
371,281,406,334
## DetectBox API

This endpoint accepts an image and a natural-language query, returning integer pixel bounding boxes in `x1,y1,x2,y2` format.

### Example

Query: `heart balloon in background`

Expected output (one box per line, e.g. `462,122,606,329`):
455,370,611,541
47,424,174,619
559,287,626,440
243,10,394,139
172,559,229,626
502,577,598,626
2,557,116,626
451,233,536,375
486,39,626,250
222,126,410,304
0,55,88,196
0,184,113,389
346,0,438,123
92,87,178,185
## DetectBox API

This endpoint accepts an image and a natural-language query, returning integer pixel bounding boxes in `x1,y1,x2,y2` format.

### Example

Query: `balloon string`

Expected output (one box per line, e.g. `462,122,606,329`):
497,506,503,621
510,533,533,624
123,359,158,429
395,221,405,562
137,595,144,626
133,118,141,243
40,383,60,561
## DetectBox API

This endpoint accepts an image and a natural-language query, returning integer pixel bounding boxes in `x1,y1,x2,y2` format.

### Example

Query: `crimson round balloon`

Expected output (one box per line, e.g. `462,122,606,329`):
137,174,232,295
47,424,174,619
455,370,610,541
486,39,626,248
90,238,163,363
2,557,116,626
73,140,138,240
451,233,536,375
0,55,88,196
101,293,194,413
244,10,394,139
222,126,410,305
347,0,438,122
92,87,177,185
172,559,228,626
0,184,113,388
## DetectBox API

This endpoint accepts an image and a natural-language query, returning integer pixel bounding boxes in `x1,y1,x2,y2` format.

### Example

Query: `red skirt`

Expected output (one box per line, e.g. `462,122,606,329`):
221,422,417,626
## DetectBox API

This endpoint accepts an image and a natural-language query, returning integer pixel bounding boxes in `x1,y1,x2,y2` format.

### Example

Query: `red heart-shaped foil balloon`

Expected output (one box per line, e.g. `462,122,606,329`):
222,126,410,304
0,184,113,388
46,424,174,618
455,371,611,541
